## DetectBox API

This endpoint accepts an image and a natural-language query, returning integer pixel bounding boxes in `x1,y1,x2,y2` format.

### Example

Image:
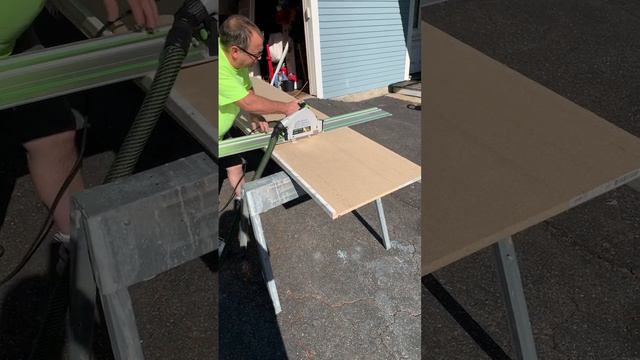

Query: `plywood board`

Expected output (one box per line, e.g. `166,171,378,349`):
422,23,640,275
272,127,421,219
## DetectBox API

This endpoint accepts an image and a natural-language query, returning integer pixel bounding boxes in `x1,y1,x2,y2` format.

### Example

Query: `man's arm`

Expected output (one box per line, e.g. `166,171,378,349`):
236,91,299,116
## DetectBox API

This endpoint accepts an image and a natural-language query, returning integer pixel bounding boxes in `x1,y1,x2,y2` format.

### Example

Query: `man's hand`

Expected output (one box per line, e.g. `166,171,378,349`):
282,101,300,116
250,115,270,133
103,0,159,30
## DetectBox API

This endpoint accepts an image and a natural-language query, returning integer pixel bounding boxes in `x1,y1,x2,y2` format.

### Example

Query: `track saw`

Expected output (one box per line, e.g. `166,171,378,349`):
279,103,323,141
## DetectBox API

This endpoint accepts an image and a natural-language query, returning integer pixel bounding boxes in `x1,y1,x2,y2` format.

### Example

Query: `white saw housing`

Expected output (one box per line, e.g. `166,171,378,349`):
280,107,323,141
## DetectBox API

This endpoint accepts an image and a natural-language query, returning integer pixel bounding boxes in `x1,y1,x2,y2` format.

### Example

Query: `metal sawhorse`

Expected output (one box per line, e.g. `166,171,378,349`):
447,178,640,360
237,171,393,314
67,153,217,359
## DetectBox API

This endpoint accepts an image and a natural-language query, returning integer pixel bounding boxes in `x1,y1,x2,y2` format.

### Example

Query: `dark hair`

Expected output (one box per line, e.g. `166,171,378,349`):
220,15,261,49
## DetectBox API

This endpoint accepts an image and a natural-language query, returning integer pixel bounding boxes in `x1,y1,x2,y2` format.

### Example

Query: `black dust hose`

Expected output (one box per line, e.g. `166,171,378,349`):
253,122,286,181
105,0,217,183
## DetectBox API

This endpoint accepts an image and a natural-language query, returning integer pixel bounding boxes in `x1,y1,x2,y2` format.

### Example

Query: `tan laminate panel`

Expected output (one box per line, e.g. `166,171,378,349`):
422,23,640,275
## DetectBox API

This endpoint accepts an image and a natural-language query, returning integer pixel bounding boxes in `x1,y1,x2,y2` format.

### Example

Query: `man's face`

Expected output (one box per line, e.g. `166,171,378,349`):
233,30,263,68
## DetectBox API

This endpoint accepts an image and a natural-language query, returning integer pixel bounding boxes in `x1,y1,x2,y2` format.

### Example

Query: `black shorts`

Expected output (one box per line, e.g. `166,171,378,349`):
219,133,244,169
0,27,76,145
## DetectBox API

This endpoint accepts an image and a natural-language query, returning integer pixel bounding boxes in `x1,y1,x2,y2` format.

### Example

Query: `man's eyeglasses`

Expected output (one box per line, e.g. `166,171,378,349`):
235,45,262,61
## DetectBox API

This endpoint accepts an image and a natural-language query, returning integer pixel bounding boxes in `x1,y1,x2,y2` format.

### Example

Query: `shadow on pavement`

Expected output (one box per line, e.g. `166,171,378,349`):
218,208,289,359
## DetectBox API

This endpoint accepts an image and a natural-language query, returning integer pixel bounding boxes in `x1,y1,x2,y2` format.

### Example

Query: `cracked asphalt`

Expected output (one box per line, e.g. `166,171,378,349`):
219,95,422,359
423,1,640,359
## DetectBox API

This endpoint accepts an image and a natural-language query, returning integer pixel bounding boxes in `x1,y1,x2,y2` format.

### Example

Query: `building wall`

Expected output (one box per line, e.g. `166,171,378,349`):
318,0,411,98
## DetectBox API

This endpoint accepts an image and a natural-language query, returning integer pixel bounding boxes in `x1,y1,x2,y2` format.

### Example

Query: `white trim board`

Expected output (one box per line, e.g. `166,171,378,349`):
304,0,324,98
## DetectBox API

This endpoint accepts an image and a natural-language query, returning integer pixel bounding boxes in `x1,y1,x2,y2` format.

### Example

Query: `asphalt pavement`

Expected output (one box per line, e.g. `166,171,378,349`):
218,94,422,359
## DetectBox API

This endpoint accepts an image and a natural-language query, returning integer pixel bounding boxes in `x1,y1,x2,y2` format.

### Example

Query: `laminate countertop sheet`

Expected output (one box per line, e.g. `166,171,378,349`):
250,79,421,219
422,23,640,275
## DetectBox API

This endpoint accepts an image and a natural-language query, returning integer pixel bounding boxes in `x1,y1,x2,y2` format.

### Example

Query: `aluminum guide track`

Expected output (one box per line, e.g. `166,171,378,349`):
218,107,392,158
0,28,213,110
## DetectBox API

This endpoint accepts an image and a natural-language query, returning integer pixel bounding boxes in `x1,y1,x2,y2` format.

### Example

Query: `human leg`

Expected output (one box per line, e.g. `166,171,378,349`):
23,130,85,235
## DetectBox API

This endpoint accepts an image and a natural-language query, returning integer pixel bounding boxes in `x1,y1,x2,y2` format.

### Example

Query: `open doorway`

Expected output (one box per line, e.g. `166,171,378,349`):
220,0,313,97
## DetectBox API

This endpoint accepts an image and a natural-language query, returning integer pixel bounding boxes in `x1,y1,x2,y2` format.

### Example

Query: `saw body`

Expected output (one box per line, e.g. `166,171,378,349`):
279,106,323,141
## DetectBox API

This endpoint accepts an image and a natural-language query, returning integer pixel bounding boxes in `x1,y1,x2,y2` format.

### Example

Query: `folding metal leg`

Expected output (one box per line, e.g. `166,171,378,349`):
67,212,97,360
248,212,282,314
375,198,392,249
493,237,538,360
239,197,250,248
242,172,305,314
100,289,144,359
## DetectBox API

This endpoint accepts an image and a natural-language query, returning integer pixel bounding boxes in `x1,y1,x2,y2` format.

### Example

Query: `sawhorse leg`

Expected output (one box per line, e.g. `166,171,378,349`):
494,237,538,360
68,213,145,360
247,208,282,314
241,172,306,314
67,214,97,360
239,198,250,249
375,198,392,249
100,289,145,359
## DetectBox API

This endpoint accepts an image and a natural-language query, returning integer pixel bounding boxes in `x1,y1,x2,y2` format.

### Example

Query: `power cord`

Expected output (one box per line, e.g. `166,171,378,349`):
219,162,246,213
0,120,89,286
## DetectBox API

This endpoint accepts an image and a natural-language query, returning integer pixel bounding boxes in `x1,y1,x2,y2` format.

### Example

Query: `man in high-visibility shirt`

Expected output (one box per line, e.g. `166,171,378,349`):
0,0,158,261
219,14,299,200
